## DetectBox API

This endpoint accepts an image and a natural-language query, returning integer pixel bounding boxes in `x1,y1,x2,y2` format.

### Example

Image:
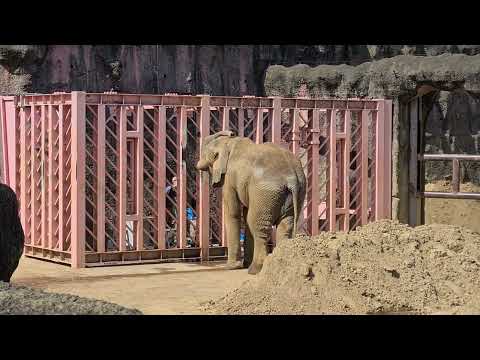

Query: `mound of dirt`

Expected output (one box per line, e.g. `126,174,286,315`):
204,220,480,315
0,282,142,315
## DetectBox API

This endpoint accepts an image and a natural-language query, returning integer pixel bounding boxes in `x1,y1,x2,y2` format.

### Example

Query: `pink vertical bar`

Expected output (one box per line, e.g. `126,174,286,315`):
222,107,230,131
41,105,47,248
48,104,55,249
19,105,27,234
118,105,127,252
271,97,282,144
136,106,144,250
292,109,301,156
157,106,166,250
58,105,65,251
343,110,351,231
221,107,230,246
383,100,392,219
328,109,337,232
310,109,320,236
0,98,8,184
237,108,244,137
96,105,106,253
360,110,369,225
1,98,18,188
31,105,39,247
255,108,263,144
176,107,187,249
199,96,211,260
70,92,86,268
375,103,384,220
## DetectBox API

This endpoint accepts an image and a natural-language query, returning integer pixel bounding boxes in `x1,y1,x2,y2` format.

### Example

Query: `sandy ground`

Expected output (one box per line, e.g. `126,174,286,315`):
11,257,250,315
425,181,480,233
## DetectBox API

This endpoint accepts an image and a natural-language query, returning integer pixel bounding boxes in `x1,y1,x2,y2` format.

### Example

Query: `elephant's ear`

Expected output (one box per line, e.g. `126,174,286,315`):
211,143,230,185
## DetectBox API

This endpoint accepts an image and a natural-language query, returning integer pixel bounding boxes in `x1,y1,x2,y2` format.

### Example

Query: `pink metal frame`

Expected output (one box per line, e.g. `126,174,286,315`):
1,92,392,268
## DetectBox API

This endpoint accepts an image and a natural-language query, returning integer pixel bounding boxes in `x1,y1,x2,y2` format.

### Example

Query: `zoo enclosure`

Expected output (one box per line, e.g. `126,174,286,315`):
0,92,392,268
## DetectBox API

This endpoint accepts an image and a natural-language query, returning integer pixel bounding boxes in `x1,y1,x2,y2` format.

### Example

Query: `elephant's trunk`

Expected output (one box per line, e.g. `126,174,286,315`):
196,159,209,171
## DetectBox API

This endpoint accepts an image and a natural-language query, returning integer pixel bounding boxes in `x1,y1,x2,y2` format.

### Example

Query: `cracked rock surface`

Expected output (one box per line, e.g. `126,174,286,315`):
0,282,142,315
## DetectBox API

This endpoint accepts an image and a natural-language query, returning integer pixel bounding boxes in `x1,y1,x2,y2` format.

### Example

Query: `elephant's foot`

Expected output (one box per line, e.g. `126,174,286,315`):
243,257,253,269
247,262,264,275
225,260,243,270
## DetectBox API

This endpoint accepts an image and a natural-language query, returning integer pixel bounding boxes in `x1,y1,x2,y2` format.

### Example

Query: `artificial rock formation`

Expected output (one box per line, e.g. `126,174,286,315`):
2,45,480,96
265,54,480,223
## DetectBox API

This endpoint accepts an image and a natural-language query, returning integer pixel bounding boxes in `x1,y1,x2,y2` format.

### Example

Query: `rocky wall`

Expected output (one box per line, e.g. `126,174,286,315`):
265,54,480,223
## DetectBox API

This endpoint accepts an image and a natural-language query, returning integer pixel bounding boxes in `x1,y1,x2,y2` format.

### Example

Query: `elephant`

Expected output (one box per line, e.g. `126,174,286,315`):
196,131,307,275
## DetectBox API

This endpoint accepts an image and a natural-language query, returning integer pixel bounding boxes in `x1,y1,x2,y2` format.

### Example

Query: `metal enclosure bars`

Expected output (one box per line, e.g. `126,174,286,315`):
0,92,392,268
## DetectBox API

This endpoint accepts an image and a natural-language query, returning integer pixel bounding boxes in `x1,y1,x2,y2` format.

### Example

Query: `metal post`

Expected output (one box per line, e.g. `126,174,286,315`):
343,110,351,231
221,107,230,246
271,97,282,144
375,104,385,220
41,105,47,249
31,105,40,248
238,108,244,137
176,106,187,249
328,109,337,231
383,100,393,218
136,106,144,251
71,91,86,268
360,110,369,225
58,105,65,251
199,96,210,260
48,104,55,249
255,108,263,144
292,109,301,156
96,105,106,253
157,106,167,250
118,106,127,252
0,98,8,185
310,109,321,236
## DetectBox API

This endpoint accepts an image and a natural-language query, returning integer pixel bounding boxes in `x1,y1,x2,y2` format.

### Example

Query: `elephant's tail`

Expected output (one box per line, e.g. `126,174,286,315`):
291,185,299,237
288,163,307,238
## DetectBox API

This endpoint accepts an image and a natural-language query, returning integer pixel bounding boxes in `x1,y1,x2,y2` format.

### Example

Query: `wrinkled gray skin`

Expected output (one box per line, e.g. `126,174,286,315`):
196,131,307,275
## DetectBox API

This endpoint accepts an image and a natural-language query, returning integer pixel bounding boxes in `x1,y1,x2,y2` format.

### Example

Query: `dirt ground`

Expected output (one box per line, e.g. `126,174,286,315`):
424,181,480,233
11,257,250,315
206,220,480,315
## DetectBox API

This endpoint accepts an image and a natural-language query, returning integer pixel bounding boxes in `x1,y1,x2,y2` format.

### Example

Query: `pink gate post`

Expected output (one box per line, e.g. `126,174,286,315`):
199,96,211,260
70,91,86,268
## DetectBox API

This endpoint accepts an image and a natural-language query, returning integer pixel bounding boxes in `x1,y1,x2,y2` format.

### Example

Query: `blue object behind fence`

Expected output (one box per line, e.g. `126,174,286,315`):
187,207,195,221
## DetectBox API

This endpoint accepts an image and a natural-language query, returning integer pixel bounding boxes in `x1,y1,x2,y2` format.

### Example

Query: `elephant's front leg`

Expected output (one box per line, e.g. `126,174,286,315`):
223,186,243,270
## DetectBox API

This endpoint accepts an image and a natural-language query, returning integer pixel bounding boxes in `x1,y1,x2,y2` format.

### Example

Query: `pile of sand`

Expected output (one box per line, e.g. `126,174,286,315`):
204,220,480,315
0,282,142,315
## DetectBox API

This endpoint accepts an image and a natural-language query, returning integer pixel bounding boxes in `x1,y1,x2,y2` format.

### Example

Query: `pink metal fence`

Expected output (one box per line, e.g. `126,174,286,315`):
0,92,392,268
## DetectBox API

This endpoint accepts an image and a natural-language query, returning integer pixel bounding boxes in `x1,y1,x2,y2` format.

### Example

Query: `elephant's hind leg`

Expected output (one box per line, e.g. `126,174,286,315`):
242,207,254,269
246,210,272,275
275,215,295,244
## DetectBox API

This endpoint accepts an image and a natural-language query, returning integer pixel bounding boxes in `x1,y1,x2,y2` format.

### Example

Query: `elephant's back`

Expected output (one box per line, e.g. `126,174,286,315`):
248,143,303,184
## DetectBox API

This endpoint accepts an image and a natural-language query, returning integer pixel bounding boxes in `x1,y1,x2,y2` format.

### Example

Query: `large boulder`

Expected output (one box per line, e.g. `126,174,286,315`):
0,183,24,283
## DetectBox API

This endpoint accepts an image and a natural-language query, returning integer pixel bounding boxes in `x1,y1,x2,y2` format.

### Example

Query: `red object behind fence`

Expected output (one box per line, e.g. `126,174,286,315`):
0,92,392,268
